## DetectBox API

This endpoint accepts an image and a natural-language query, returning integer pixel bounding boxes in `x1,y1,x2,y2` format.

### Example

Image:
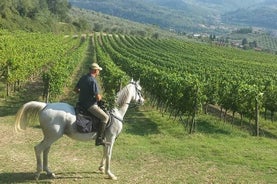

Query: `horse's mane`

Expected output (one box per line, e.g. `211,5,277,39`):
116,84,131,107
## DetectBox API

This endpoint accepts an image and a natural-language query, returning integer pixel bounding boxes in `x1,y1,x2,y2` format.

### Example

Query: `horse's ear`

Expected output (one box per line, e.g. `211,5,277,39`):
137,79,140,84
130,78,134,83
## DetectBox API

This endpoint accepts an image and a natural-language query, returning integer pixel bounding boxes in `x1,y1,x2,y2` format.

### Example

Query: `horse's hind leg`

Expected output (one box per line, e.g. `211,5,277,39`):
43,146,55,177
34,143,43,180
34,136,60,180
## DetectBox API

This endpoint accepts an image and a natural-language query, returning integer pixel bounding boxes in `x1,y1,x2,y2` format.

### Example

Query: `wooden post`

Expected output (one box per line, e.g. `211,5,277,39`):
255,98,259,136
255,93,263,136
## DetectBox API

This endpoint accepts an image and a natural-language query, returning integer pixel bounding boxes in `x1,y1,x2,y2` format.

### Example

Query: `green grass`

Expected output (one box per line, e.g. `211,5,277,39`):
0,100,277,183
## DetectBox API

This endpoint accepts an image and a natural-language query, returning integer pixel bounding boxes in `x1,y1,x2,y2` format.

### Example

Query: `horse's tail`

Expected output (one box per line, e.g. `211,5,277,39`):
15,101,47,132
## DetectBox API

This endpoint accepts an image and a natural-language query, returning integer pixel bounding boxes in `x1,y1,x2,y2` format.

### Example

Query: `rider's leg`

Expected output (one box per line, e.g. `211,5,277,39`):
88,105,109,146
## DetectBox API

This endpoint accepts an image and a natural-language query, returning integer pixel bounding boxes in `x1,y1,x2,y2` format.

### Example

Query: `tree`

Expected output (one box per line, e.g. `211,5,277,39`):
16,0,41,18
209,34,216,41
0,0,16,18
94,22,103,32
242,38,248,45
73,18,89,31
249,40,257,48
46,0,70,21
152,32,159,39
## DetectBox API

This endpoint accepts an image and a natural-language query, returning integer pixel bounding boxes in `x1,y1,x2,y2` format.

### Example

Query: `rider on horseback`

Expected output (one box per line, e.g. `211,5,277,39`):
74,63,108,146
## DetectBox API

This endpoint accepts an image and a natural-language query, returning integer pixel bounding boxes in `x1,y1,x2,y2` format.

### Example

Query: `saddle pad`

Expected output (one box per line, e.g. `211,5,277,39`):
76,114,93,133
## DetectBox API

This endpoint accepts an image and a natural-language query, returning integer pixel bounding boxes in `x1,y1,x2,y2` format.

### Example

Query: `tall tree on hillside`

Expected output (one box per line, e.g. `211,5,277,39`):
242,38,248,45
46,0,70,21
15,0,39,18
38,0,48,10
0,0,16,18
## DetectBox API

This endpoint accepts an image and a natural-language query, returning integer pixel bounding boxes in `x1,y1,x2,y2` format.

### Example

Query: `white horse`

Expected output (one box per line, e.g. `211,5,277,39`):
15,80,144,180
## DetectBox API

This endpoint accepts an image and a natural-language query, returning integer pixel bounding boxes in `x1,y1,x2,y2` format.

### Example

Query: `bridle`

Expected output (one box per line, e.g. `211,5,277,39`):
127,81,144,109
110,81,144,123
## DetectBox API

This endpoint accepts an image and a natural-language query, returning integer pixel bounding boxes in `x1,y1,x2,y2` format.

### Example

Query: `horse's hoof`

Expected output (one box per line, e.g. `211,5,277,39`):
111,176,118,180
34,173,40,181
98,166,105,174
108,174,117,180
47,172,56,178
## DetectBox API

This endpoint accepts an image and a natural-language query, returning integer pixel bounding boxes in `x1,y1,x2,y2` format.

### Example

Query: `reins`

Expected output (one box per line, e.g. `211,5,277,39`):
110,113,124,122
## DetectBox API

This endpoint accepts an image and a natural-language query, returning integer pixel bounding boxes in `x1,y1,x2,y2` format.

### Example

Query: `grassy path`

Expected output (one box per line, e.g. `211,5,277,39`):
1,105,276,183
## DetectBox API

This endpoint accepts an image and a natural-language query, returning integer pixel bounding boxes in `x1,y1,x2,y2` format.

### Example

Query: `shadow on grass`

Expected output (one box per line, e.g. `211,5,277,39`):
196,119,233,135
194,117,277,139
204,105,277,139
0,172,38,183
124,108,160,136
0,81,44,117
0,171,101,183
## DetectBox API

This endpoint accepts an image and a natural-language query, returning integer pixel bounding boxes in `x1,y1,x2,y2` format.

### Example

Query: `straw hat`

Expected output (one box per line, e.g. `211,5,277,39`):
90,63,102,70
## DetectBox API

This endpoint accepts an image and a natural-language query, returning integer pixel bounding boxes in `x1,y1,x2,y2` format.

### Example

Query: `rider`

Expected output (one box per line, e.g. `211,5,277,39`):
74,63,109,146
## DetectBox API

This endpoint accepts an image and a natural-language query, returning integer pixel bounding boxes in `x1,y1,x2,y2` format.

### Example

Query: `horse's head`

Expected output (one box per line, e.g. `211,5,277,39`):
129,79,144,105
116,79,144,108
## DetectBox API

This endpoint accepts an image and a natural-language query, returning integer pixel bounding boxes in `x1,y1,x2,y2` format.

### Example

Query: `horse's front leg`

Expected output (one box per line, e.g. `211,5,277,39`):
105,140,117,180
98,146,106,174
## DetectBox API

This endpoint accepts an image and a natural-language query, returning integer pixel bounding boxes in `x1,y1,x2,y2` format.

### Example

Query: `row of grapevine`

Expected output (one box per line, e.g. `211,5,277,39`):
42,36,89,101
93,33,129,108
97,34,203,133
0,31,131,105
96,33,277,134
0,30,80,96
115,35,277,122
256,34,277,52
3,30,275,135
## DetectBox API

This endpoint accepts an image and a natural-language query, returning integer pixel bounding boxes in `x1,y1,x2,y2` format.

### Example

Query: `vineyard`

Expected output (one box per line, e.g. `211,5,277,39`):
1,31,277,136
226,32,277,53
95,33,277,135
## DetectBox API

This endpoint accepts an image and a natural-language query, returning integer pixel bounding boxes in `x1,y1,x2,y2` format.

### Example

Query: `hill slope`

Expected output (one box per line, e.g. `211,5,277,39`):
222,6,277,30
69,0,220,33
0,0,74,32
69,0,277,32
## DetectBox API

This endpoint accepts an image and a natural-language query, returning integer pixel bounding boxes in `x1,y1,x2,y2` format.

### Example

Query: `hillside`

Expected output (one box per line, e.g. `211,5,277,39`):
0,0,180,39
68,7,180,38
69,0,277,33
222,6,277,30
0,0,77,33
69,0,221,33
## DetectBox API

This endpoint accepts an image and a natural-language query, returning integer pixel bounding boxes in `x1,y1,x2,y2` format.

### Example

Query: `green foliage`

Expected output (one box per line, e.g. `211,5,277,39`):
1,29,277,133
93,33,277,133
0,0,73,32
223,6,277,30
93,33,129,109
236,27,253,34
222,32,277,53
0,30,83,99
69,0,217,33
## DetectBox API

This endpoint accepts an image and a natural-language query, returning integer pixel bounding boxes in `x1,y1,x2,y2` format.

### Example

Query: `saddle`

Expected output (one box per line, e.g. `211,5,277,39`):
75,101,109,133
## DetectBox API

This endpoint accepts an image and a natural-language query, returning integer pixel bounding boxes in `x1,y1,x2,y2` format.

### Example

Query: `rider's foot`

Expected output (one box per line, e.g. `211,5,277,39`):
95,137,105,146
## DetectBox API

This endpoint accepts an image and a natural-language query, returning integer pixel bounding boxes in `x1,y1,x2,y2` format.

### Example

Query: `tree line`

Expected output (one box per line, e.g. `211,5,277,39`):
0,0,70,20
0,0,77,32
